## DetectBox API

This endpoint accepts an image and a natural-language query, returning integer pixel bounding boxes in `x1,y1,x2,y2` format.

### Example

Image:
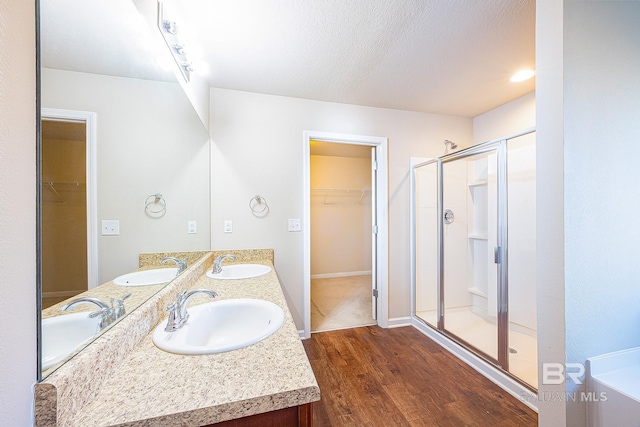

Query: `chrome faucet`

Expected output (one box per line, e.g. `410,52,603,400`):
111,292,131,319
61,293,131,330
212,254,236,274
164,289,217,332
62,297,110,311
161,257,187,274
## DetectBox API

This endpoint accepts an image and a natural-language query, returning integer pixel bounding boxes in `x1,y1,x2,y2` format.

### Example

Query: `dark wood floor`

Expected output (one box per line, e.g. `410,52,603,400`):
303,326,537,427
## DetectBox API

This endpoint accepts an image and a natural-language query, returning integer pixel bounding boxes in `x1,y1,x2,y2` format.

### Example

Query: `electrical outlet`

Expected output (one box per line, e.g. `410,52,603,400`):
288,218,301,232
188,220,197,234
224,220,233,233
102,220,120,236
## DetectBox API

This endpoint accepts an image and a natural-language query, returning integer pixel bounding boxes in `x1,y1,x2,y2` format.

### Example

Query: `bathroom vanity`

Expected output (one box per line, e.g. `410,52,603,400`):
35,250,320,426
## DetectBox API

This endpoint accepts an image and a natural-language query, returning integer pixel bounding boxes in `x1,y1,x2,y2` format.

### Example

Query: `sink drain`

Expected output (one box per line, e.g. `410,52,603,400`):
509,347,518,354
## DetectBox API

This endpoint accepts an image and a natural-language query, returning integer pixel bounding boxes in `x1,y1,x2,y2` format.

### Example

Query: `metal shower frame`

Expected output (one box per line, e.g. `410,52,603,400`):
410,127,536,388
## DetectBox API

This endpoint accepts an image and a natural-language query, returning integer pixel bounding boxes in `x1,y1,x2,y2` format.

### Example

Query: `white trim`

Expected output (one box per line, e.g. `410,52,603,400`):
387,316,412,328
310,270,371,280
412,319,538,412
303,130,389,339
41,108,98,289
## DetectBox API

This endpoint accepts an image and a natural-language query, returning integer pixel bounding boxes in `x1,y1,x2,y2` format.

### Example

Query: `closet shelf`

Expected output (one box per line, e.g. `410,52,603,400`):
42,181,86,203
311,188,371,205
42,180,85,188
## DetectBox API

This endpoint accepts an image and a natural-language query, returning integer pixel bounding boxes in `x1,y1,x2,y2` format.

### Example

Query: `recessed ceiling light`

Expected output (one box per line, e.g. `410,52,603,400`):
510,69,536,82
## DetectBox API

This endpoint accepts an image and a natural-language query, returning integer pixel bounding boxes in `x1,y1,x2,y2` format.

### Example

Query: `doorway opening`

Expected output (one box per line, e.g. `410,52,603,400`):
309,141,376,332
303,131,389,339
41,109,97,309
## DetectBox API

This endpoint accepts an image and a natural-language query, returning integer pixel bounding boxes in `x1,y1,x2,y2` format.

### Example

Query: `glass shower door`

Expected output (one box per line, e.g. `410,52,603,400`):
506,133,537,388
413,159,440,328
442,148,500,363
411,130,537,390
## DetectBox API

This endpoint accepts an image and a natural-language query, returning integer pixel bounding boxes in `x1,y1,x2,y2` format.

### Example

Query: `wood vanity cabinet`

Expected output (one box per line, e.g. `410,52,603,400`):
203,403,313,427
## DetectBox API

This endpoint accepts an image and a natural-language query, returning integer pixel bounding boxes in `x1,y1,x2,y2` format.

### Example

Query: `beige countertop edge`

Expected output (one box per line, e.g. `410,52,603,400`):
112,386,321,427
49,252,319,426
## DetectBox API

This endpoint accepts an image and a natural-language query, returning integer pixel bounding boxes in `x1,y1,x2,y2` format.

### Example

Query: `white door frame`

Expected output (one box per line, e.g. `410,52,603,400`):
302,130,389,339
42,108,98,289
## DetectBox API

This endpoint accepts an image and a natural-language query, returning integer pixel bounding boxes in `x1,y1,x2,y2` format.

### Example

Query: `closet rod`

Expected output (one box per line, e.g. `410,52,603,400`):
311,188,371,205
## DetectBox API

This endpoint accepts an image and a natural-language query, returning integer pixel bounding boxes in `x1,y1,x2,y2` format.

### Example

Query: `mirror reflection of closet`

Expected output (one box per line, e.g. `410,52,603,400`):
38,0,212,380
41,120,88,309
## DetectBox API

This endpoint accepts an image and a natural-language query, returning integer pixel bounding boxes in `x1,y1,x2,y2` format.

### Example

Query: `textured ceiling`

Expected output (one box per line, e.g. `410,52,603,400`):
41,0,535,118
41,0,175,82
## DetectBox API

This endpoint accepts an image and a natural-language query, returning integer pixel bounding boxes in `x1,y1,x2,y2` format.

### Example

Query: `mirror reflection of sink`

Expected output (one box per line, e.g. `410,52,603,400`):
152,298,284,355
113,268,178,286
205,264,271,280
42,312,102,370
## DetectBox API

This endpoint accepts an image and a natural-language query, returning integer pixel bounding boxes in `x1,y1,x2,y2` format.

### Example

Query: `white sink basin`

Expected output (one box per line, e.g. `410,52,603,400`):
152,298,284,355
113,267,178,286
42,312,102,370
587,346,640,426
205,264,271,280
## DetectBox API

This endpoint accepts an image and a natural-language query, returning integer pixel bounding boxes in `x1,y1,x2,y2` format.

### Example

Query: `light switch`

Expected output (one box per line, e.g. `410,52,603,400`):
102,220,120,236
188,221,197,234
224,220,233,233
288,218,301,232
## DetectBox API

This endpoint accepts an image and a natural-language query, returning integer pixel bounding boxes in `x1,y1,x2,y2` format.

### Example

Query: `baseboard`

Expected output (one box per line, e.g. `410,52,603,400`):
387,316,412,328
310,270,371,280
411,317,538,413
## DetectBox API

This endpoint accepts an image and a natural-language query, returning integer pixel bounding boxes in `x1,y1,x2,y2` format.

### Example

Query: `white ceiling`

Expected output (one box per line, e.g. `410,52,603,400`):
41,0,535,118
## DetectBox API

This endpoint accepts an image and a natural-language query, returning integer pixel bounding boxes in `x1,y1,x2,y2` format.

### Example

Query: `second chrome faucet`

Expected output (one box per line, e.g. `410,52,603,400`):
164,289,217,332
161,257,188,275
212,254,236,274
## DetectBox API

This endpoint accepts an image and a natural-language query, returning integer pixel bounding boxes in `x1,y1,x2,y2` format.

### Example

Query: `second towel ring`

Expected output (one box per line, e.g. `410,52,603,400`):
145,193,167,216
249,195,269,216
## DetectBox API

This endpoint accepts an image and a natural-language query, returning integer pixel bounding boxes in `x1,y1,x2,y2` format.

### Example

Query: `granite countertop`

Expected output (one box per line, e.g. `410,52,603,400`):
40,252,208,377
66,259,320,426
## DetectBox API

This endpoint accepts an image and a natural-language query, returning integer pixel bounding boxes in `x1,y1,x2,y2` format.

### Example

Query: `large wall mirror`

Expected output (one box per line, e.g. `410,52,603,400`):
38,0,211,380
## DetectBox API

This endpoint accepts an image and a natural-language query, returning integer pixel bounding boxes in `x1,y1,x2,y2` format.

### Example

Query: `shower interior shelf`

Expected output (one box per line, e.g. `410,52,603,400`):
468,234,488,240
311,188,371,204
468,179,488,187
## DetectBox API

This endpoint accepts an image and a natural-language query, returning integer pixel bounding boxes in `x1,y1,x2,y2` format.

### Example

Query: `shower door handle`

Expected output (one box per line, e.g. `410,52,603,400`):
494,246,502,264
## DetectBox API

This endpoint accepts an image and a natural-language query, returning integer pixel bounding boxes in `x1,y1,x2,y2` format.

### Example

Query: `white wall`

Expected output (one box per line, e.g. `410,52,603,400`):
473,92,535,145
536,0,566,424
42,69,211,284
210,88,472,328
564,2,640,425
0,1,37,425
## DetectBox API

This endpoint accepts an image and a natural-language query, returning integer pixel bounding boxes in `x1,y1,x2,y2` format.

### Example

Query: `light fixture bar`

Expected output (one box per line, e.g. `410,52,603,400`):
157,2,191,83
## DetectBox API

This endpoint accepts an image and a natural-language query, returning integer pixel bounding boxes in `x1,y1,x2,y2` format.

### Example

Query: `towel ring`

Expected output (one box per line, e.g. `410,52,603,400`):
249,195,269,216
145,193,167,216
